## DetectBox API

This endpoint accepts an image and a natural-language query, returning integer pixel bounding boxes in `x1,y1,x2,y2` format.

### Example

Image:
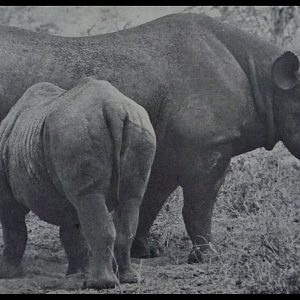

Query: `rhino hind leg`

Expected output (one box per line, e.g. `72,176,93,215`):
112,140,156,284
58,188,119,289
0,195,29,279
54,193,118,290
46,120,121,289
131,166,178,259
113,206,139,284
59,223,90,276
71,194,119,289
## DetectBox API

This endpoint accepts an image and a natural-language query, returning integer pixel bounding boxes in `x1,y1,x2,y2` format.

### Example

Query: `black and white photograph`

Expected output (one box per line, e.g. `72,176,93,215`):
0,6,300,294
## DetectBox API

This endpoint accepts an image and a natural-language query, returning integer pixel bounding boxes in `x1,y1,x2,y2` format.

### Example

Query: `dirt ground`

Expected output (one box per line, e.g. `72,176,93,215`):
0,212,222,294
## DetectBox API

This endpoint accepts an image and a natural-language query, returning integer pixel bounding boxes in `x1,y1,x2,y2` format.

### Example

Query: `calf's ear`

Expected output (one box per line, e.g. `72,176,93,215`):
272,51,300,90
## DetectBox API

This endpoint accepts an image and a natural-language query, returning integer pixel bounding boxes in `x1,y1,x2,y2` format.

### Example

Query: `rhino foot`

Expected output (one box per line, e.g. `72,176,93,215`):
56,273,87,290
56,272,119,290
131,238,161,259
188,245,220,264
83,273,119,290
0,260,23,279
118,269,138,284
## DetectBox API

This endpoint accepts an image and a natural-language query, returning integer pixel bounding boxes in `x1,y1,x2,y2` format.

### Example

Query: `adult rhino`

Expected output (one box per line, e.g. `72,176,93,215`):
0,78,156,289
0,13,300,263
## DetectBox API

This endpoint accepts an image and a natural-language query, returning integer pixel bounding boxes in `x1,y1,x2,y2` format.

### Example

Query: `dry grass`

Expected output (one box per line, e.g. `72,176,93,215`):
149,141,300,293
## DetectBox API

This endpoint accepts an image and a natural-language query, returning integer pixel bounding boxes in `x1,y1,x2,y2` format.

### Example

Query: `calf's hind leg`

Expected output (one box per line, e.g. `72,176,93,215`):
57,181,118,289
49,124,119,289
70,193,118,289
0,178,29,278
113,136,155,283
59,223,90,276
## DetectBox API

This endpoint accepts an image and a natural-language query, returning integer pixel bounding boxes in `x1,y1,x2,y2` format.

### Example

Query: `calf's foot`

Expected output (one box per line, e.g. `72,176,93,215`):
84,272,119,290
56,273,86,290
119,269,138,284
57,272,119,291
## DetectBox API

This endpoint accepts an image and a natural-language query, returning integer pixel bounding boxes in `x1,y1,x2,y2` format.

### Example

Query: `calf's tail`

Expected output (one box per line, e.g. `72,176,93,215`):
104,108,128,204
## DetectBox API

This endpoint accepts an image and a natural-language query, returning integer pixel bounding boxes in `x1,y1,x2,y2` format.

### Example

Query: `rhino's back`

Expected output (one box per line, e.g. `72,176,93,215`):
44,78,155,141
0,18,174,121
0,13,286,128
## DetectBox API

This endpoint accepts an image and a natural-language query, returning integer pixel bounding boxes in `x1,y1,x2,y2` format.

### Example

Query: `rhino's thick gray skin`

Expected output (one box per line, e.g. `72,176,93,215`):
0,13,300,263
0,78,156,289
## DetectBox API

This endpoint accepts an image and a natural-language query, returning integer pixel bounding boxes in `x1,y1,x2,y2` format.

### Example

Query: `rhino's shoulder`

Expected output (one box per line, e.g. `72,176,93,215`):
19,82,62,109
0,83,65,143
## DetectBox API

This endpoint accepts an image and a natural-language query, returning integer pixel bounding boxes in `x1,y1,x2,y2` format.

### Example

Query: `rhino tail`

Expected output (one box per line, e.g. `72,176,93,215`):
105,108,128,204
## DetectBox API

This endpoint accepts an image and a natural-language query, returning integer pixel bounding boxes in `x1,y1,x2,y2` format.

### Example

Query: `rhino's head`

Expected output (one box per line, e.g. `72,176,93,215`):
272,51,300,159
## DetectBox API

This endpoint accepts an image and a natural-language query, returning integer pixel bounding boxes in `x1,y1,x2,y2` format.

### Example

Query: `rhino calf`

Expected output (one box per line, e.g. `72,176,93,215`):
0,77,156,289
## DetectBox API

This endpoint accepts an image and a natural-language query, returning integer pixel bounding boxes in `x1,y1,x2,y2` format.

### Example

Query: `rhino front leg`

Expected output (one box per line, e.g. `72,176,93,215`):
179,146,231,264
0,198,29,279
59,223,90,276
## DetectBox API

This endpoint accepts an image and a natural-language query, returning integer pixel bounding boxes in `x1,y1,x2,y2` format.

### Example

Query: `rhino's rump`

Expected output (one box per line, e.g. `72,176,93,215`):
41,80,155,205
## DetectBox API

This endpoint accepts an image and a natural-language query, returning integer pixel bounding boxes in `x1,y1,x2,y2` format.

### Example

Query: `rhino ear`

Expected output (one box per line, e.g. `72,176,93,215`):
272,51,300,90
